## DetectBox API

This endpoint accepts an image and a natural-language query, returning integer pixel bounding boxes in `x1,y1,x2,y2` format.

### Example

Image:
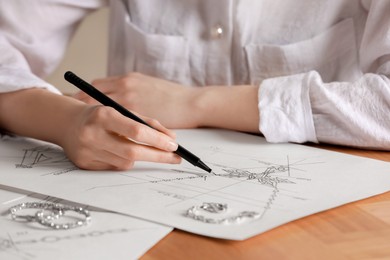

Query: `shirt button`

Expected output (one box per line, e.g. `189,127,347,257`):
210,25,224,39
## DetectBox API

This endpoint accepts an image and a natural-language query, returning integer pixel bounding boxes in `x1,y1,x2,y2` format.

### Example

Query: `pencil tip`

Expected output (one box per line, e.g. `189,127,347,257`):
197,160,213,174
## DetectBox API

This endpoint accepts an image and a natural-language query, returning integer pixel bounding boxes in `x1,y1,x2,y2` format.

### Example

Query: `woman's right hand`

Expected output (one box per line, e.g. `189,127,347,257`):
61,104,181,170
0,88,181,171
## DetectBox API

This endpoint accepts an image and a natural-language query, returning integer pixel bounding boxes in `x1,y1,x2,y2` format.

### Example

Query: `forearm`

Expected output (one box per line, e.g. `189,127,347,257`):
191,85,260,133
0,88,84,146
74,73,260,133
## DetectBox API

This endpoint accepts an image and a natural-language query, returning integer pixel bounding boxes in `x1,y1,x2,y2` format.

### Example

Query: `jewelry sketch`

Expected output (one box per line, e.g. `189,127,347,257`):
78,146,320,226
2,129,390,240
15,145,77,175
17,143,320,224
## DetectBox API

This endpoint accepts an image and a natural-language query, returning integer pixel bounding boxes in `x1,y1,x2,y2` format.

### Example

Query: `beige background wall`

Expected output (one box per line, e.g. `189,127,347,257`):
45,8,108,94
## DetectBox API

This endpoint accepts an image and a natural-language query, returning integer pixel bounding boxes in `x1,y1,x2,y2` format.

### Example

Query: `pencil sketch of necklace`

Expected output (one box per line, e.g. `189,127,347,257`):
186,151,322,223
12,141,324,226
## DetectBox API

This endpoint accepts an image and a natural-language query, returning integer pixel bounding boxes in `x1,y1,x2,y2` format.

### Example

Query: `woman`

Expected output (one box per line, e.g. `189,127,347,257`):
1,0,389,170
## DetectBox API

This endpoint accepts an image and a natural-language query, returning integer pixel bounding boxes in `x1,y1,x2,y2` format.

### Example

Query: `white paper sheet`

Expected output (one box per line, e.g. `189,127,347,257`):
0,129,390,240
0,186,172,260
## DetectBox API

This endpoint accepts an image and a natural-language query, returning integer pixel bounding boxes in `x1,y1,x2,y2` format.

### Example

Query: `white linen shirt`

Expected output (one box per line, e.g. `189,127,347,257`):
1,0,390,149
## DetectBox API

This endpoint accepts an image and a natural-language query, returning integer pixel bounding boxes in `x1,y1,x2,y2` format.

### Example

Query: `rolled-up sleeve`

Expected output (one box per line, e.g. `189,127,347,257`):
259,1,390,149
259,72,317,144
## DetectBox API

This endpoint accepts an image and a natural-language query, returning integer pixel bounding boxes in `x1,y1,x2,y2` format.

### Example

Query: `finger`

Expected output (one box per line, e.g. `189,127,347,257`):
72,91,98,103
131,111,175,137
130,142,182,164
142,116,177,139
73,76,119,100
75,157,119,171
106,137,181,164
104,109,178,152
77,160,117,171
98,149,136,170
73,148,131,170
102,131,181,164
73,93,99,105
72,91,87,100
91,75,121,85
73,84,119,104
91,77,121,93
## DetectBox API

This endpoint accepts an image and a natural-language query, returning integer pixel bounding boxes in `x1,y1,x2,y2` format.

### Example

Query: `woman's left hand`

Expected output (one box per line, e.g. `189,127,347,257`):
73,72,198,128
73,72,260,133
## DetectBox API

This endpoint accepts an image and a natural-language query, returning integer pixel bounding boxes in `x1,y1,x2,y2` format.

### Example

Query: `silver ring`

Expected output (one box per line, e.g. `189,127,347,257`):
185,202,260,225
35,205,91,230
9,202,91,230
9,202,64,222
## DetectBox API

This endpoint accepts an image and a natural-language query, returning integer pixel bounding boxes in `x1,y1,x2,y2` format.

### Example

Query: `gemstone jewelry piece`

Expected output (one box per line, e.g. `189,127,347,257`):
9,202,91,230
185,202,260,225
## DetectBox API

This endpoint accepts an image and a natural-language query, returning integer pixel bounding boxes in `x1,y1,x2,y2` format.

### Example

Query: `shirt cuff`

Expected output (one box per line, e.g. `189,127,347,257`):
259,71,318,143
0,67,61,95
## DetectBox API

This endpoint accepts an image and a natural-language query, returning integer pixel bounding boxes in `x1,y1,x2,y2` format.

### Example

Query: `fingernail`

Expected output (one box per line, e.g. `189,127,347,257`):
168,141,178,151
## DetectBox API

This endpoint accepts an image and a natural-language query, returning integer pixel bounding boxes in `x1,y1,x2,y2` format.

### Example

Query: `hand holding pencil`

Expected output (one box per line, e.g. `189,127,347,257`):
61,100,182,170
65,71,212,173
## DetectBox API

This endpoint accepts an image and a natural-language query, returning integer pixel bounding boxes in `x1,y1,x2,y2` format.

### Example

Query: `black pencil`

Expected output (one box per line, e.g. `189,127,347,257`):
64,71,213,174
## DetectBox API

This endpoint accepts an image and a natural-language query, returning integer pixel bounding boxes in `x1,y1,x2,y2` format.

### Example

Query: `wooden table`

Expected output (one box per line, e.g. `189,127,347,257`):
142,146,390,260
